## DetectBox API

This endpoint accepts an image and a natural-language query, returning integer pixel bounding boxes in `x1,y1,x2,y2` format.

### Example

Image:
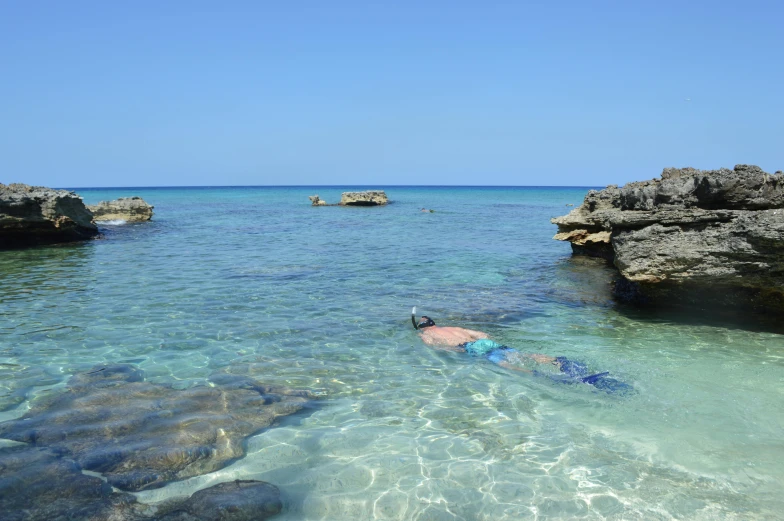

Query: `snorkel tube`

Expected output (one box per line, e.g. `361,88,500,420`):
411,306,419,330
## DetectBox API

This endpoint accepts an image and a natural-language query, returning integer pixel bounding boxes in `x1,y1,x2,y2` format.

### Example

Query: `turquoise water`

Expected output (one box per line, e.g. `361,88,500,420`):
1,186,783,520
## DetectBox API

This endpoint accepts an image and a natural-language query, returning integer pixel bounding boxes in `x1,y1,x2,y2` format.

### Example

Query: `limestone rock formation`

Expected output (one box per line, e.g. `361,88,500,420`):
339,190,388,206
308,195,328,206
551,165,784,311
87,196,154,222
0,363,313,492
0,183,98,248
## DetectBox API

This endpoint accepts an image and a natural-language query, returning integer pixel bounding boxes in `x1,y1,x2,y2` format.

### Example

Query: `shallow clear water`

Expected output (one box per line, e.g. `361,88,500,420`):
1,186,783,520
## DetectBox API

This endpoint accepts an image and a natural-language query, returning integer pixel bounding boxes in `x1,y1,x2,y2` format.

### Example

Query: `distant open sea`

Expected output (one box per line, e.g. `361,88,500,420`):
2,186,782,520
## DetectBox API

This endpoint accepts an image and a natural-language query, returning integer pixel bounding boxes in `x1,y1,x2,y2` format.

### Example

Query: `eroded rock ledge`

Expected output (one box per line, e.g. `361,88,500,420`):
0,183,98,248
551,165,784,311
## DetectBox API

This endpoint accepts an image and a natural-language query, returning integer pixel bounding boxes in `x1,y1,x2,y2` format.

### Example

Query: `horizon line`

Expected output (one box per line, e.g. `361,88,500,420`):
62,184,603,190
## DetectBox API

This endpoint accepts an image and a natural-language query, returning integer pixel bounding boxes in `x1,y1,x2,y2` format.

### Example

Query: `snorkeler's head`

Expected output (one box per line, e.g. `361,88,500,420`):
418,316,436,329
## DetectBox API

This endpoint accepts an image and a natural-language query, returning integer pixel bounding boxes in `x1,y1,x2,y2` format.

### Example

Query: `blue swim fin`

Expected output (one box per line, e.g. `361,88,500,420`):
539,361,635,395
581,372,610,384
556,357,588,378
583,372,635,394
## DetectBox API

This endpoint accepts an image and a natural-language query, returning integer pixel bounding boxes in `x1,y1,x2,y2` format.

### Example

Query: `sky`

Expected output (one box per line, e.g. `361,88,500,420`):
1,1,782,187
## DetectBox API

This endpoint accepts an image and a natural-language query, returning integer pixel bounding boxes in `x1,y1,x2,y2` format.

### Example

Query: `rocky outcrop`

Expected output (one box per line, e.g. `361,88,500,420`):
339,190,388,206
552,165,784,311
87,196,154,222
0,183,98,248
0,363,309,519
308,195,328,206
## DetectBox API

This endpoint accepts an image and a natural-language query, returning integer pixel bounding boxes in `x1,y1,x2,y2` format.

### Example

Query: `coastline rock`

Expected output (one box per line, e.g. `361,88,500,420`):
0,363,313,492
308,195,328,206
0,183,98,248
87,196,154,222
551,165,784,311
339,190,388,206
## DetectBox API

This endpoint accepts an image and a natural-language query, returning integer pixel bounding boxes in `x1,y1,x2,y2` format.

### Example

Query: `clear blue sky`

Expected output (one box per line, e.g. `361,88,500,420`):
1,1,782,187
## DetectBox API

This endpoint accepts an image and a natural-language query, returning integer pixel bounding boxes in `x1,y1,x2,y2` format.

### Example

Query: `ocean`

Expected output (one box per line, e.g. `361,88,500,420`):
1,186,782,520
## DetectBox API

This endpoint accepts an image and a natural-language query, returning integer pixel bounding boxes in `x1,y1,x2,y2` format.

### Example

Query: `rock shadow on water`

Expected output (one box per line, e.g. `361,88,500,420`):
545,256,618,309
0,363,317,520
553,255,784,334
612,292,784,335
0,240,95,296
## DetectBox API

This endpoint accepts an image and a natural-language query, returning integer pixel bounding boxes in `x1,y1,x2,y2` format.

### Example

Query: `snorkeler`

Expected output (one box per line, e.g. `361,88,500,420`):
411,308,632,394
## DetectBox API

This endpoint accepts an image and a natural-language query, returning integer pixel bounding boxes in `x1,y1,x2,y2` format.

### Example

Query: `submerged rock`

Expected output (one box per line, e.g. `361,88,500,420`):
0,446,282,521
0,446,137,521
156,480,282,521
87,196,154,222
339,190,388,206
551,165,784,312
0,183,98,248
0,364,303,519
0,364,313,492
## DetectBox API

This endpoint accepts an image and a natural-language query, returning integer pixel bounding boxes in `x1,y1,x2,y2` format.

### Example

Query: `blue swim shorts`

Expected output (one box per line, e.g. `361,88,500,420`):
461,339,517,364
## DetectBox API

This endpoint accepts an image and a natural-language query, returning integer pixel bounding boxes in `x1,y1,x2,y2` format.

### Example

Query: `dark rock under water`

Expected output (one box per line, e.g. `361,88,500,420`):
0,446,282,521
0,363,314,520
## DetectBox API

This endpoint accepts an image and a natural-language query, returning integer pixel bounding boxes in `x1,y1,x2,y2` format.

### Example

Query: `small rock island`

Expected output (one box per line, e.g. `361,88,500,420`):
87,196,154,222
309,190,389,206
552,164,784,312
